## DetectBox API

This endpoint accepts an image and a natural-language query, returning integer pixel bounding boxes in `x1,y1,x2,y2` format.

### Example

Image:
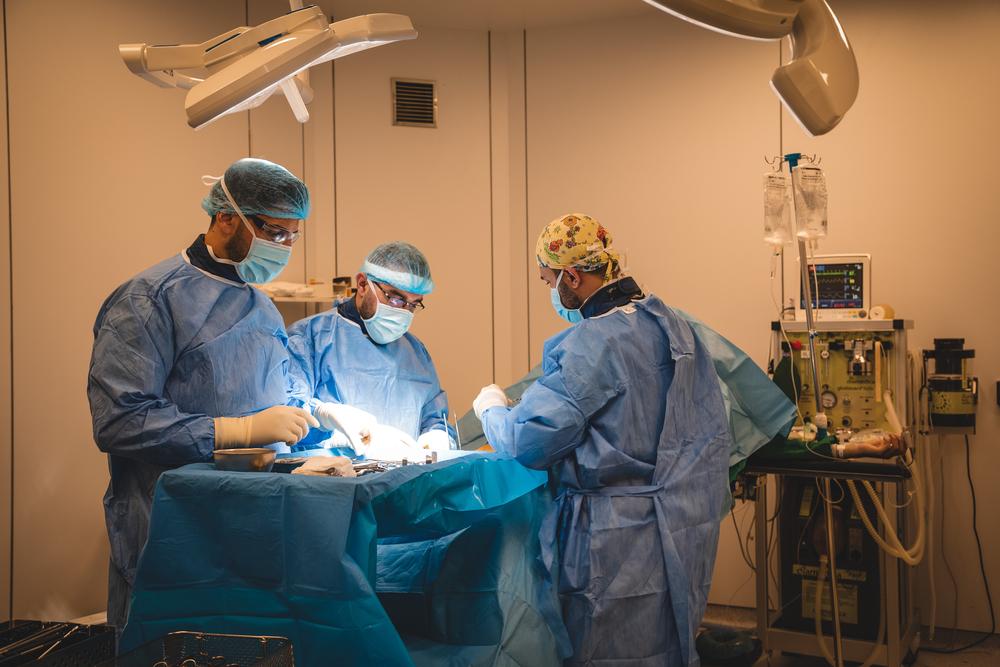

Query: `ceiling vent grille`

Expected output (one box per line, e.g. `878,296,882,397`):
392,78,436,128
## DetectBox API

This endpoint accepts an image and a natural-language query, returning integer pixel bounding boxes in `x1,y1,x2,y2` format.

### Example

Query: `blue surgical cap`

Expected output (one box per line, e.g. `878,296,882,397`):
361,241,434,295
201,158,310,220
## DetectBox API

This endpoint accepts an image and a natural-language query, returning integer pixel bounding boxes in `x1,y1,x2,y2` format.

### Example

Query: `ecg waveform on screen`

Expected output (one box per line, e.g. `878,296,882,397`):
801,262,864,309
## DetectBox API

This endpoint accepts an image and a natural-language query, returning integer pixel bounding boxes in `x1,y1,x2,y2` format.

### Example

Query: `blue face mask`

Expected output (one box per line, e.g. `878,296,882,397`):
235,232,291,284
362,281,414,344
208,173,293,284
550,270,583,324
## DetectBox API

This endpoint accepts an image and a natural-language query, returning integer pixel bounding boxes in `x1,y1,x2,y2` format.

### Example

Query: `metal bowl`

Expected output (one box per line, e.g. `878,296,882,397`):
213,448,276,472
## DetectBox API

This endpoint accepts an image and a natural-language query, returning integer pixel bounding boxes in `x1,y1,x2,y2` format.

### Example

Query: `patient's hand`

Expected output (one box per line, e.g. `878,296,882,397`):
833,431,904,459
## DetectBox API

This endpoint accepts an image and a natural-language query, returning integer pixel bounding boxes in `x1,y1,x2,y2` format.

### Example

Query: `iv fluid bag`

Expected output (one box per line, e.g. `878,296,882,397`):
793,165,828,240
763,171,793,245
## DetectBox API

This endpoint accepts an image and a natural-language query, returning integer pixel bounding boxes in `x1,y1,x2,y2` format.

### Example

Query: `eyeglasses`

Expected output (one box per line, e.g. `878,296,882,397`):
247,215,301,244
372,280,425,312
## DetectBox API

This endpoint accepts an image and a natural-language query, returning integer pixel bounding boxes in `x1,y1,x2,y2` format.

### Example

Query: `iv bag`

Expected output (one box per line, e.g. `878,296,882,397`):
792,165,828,240
763,171,793,245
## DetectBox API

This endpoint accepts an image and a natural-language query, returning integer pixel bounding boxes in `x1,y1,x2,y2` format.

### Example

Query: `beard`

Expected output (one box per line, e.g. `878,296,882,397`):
557,280,583,309
225,228,252,261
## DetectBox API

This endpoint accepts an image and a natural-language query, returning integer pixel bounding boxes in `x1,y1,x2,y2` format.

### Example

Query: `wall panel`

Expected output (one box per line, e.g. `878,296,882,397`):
525,14,779,608
334,27,492,416
7,0,248,619
0,0,11,623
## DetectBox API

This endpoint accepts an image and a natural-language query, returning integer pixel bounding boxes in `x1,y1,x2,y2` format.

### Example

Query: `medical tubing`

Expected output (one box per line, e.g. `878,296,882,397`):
875,341,883,403
846,460,925,566
922,429,937,639
862,553,889,667
925,435,996,654
814,556,835,665
814,556,886,667
843,388,928,568
882,389,903,436
912,355,938,638
821,477,845,667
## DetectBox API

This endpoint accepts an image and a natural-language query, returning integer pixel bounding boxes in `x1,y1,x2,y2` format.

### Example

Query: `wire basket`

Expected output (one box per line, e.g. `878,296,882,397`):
104,632,293,667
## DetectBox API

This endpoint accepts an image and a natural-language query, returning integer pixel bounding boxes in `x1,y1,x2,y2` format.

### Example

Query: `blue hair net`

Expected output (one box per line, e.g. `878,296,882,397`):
201,158,310,220
361,241,434,295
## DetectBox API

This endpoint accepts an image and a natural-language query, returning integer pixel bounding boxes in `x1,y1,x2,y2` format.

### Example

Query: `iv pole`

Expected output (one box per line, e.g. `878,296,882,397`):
786,151,844,667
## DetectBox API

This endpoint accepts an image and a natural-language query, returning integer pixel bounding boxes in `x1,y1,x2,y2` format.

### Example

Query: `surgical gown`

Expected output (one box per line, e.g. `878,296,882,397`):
678,312,796,482
480,295,732,667
286,300,450,450
87,252,290,630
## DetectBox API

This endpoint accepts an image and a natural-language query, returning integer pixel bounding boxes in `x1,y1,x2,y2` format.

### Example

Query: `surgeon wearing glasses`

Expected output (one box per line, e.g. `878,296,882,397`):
286,241,455,454
87,158,320,632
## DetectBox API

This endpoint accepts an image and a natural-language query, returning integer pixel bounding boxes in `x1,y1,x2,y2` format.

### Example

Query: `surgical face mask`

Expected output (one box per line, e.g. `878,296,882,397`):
234,230,292,284
204,175,293,284
362,281,414,344
550,270,583,324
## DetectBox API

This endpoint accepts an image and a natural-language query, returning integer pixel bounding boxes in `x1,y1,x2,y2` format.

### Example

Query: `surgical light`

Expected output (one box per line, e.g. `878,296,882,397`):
642,0,859,135
119,6,417,129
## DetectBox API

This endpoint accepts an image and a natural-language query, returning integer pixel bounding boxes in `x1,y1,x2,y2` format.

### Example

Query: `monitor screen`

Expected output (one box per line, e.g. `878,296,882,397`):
800,261,865,309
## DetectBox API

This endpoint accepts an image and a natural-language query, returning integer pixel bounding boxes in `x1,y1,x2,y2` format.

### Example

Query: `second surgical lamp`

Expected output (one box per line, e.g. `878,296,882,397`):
643,0,859,135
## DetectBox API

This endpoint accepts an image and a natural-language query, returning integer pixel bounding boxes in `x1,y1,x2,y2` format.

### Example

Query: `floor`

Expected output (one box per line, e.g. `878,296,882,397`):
702,605,1000,667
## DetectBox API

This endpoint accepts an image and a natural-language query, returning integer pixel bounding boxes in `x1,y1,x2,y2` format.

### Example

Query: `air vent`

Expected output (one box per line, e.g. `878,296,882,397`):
392,78,436,128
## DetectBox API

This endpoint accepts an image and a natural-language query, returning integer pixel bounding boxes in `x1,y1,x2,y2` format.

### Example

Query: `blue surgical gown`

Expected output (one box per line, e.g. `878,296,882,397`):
678,312,796,480
87,253,291,630
481,295,732,667
286,300,450,450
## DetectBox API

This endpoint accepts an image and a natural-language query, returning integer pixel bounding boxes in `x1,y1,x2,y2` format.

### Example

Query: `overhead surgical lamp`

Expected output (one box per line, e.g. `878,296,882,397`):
642,0,859,135
119,5,417,129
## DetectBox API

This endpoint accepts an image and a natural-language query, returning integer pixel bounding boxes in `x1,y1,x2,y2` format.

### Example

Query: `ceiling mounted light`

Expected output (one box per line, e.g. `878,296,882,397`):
120,6,417,129
643,0,858,135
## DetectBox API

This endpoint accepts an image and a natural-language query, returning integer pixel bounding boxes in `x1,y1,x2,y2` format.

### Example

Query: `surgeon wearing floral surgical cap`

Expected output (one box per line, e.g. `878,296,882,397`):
472,213,796,666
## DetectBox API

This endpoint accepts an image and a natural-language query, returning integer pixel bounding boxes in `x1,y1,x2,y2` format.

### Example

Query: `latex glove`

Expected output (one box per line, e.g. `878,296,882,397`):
313,402,377,453
214,406,319,450
365,424,419,461
473,384,509,420
291,456,357,477
416,428,453,451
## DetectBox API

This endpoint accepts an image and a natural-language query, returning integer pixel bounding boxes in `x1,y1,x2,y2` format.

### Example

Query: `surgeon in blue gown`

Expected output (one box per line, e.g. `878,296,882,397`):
474,214,794,667
87,158,319,631
287,241,454,454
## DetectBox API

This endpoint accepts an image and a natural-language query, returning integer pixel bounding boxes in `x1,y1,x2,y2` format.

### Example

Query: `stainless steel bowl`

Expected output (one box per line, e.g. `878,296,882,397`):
213,448,276,472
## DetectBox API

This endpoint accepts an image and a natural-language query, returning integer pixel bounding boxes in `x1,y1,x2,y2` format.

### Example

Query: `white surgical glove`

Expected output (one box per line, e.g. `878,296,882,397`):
365,424,419,461
214,406,319,450
473,384,509,420
313,402,378,454
416,428,453,451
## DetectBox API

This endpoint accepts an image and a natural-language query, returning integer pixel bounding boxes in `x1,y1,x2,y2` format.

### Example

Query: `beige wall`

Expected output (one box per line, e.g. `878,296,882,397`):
520,0,1000,632
523,11,781,610
5,0,252,618
0,0,494,621
774,0,1000,633
0,2,11,622
1,0,997,635
331,26,493,413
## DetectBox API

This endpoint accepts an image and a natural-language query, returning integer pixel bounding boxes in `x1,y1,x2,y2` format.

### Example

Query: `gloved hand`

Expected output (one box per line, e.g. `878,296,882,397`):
214,406,319,450
416,428,453,451
473,384,509,420
313,402,378,454
365,424,419,461
291,456,357,477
